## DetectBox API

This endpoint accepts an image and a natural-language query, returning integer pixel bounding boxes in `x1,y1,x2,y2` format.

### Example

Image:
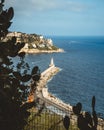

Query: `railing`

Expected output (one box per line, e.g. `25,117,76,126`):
24,99,104,130
24,100,77,130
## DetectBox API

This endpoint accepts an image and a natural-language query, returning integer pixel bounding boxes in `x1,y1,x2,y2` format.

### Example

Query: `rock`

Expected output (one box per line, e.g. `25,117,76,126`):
3,32,64,53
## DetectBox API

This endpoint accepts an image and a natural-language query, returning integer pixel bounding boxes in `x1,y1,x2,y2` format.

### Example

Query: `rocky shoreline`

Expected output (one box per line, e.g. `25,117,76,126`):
5,32,64,54
20,48,64,54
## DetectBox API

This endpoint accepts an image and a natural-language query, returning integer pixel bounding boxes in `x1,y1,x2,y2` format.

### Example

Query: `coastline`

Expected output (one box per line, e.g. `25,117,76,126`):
35,65,73,113
37,67,104,129
19,48,64,54
28,59,104,129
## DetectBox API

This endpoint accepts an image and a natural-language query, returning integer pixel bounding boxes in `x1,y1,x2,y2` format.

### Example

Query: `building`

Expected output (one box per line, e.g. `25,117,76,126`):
41,58,55,77
49,57,55,67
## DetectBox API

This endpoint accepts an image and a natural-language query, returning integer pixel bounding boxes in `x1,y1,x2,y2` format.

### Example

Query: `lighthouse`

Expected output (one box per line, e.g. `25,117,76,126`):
49,57,55,67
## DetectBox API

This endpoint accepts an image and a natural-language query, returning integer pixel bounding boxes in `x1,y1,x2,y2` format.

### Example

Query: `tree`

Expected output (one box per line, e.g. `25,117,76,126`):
0,1,40,130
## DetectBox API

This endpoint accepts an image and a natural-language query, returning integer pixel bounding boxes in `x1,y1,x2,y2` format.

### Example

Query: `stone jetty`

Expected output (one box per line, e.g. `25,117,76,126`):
28,58,104,129
35,58,73,113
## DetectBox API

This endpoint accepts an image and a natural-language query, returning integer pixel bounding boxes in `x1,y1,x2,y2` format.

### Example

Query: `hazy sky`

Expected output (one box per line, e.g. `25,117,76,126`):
5,0,104,36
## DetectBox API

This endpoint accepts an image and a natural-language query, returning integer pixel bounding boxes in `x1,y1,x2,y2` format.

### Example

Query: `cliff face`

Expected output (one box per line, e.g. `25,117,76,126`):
4,32,59,51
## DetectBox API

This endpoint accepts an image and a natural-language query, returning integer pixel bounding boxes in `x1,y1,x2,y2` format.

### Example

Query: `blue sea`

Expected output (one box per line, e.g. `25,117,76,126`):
25,36,104,117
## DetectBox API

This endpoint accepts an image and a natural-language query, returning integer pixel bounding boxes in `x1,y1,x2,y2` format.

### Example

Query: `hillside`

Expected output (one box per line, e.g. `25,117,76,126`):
4,32,64,53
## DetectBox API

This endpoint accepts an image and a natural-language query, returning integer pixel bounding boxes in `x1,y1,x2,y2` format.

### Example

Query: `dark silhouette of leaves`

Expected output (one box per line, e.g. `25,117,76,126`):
0,1,41,130
18,52,25,58
73,96,98,130
63,115,70,130
21,74,31,82
85,112,93,126
73,102,82,115
92,96,95,110
11,36,16,43
92,96,98,129
1,0,5,4
32,74,40,81
31,66,39,75
13,71,22,79
7,7,14,21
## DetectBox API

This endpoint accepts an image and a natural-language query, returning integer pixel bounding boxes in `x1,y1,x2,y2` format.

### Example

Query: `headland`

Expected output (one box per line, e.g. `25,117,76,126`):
4,32,64,54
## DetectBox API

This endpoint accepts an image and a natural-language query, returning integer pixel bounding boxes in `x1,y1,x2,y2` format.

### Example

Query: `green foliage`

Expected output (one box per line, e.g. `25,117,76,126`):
51,45,58,50
24,107,78,130
37,45,58,51
38,46,49,50
0,1,40,130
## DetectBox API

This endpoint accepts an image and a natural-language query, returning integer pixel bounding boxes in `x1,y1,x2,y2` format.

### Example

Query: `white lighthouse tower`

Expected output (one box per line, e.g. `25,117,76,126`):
49,57,55,67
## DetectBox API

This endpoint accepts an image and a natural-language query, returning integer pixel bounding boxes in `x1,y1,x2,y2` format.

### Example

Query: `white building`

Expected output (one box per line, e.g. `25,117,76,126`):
23,43,28,49
41,58,55,77
49,57,55,67
47,39,53,46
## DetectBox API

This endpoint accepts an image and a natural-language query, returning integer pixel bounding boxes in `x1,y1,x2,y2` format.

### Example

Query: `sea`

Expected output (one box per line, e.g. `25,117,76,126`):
24,36,104,118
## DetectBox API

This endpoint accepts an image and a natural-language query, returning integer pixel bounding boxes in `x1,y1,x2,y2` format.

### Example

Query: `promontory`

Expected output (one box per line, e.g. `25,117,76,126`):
3,32,64,54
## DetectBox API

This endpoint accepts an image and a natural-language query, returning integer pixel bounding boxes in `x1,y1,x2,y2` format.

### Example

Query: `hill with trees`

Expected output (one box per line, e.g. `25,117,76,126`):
3,32,64,53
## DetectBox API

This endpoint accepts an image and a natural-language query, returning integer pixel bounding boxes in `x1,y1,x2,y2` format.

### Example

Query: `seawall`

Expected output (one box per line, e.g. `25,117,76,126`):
36,64,73,113
28,60,104,129
36,65,104,129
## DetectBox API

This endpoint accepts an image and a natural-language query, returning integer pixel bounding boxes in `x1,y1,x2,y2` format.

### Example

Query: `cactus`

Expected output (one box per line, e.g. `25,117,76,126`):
73,96,98,130
92,96,98,129
73,102,82,116
92,96,95,109
63,115,70,130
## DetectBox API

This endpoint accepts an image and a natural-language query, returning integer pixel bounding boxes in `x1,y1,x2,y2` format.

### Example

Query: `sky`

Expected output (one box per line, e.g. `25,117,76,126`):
5,0,104,36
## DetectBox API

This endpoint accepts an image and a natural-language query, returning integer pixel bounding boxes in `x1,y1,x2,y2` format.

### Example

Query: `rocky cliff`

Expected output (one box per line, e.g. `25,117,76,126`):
4,32,64,53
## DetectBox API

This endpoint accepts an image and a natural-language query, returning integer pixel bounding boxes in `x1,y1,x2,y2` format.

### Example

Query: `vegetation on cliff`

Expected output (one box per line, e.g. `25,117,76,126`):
3,32,61,52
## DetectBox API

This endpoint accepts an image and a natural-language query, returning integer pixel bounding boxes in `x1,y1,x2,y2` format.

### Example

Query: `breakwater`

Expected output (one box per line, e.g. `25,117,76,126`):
36,59,104,129
35,58,72,113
